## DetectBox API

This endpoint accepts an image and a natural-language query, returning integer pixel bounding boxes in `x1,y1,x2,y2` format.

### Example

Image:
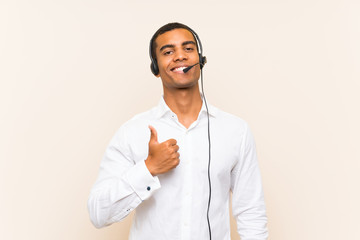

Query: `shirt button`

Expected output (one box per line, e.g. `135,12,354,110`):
147,186,151,191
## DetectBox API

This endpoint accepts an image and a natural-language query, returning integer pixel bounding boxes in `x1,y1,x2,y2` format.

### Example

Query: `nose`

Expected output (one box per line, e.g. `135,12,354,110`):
173,49,187,62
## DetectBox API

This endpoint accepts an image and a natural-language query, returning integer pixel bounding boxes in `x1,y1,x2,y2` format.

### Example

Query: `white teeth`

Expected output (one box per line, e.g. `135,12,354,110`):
174,67,186,71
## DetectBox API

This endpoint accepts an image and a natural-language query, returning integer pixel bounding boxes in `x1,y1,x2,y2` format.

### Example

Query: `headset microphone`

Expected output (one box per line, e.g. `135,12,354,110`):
183,63,200,73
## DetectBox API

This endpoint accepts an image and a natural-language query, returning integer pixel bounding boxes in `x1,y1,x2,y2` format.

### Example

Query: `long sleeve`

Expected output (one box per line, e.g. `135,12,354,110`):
231,124,268,240
87,125,161,228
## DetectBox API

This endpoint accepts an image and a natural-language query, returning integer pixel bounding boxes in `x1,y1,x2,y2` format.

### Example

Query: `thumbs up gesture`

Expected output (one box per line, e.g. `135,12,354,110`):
145,126,180,176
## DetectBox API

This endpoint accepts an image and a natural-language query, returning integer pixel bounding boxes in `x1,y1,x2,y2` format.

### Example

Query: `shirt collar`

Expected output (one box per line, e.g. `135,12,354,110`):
155,95,218,119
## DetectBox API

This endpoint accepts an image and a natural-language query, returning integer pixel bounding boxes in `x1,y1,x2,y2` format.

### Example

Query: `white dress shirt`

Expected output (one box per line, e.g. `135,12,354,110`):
88,97,268,240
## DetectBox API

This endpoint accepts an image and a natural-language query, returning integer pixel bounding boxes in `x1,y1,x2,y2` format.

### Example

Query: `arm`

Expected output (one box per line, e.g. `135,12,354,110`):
231,124,268,240
87,125,161,228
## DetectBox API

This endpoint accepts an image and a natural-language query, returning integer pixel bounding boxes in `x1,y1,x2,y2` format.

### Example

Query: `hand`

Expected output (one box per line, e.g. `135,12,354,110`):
145,126,180,176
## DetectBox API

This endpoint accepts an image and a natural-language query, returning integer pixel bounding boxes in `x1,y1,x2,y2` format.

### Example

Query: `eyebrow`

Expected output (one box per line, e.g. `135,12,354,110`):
159,41,197,52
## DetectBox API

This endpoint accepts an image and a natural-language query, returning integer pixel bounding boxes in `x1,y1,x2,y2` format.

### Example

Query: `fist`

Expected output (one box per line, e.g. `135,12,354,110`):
145,125,180,176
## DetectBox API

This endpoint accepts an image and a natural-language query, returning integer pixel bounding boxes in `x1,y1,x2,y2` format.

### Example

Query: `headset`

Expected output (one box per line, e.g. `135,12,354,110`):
149,26,212,240
149,27,207,76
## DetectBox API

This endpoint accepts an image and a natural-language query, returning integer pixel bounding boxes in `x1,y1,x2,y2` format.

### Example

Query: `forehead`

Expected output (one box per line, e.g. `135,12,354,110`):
155,28,196,50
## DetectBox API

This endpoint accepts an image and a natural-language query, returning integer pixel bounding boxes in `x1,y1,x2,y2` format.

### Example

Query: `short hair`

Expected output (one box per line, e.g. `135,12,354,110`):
150,22,199,61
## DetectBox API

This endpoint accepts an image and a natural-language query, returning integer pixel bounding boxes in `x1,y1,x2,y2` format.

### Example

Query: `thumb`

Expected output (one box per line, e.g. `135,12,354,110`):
148,125,158,144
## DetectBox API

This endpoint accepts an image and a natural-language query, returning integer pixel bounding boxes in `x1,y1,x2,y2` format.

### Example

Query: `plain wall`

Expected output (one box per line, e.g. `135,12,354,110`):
1,0,359,239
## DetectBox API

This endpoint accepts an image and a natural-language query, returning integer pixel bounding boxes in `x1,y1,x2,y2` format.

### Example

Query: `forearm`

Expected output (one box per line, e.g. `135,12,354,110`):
234,196,268,240
88,160,161,228
88,177,142,228
232,123,268,239
232,165,268,239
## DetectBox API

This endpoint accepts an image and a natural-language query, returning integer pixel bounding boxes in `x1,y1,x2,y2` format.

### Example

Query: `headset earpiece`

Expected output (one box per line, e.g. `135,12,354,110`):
149,35,159,76
200,55,207,69
150,61,159,76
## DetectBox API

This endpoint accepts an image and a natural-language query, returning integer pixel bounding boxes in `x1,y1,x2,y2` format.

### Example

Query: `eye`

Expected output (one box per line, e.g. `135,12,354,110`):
185,47,194,52
163,50,173,56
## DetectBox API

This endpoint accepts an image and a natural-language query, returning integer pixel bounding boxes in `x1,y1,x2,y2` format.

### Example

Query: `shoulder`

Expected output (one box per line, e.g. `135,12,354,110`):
111,106,157,142
122,106,158,129
209,105,256,159
211,105,250,134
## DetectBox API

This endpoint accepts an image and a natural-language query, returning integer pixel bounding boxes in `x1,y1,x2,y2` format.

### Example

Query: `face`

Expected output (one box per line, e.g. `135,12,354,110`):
154,28,201,90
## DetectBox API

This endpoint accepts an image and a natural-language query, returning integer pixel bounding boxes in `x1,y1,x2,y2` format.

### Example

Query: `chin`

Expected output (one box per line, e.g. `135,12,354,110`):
174,80,198,89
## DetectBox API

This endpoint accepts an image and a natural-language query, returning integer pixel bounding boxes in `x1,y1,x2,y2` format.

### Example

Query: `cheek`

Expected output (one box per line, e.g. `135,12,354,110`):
157,59,169,71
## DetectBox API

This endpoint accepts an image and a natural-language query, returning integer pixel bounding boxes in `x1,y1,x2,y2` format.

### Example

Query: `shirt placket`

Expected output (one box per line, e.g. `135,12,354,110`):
180,128,193,240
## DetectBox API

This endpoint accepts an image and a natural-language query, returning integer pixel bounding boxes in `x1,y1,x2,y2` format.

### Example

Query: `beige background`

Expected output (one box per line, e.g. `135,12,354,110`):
1,0,359,239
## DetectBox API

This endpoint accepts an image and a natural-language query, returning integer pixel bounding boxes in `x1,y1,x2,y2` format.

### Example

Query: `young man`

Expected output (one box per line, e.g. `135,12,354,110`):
88,22,268,240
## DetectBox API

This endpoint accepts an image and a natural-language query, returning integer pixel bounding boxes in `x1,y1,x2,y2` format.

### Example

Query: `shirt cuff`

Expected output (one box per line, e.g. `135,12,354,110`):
125,160,161,201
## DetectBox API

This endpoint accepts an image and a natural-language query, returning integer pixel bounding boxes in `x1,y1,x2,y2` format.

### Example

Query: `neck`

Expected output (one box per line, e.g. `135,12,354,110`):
163,84,202,128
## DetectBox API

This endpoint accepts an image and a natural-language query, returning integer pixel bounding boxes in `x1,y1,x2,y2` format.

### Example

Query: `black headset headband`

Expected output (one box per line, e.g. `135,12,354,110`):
149,26,206,76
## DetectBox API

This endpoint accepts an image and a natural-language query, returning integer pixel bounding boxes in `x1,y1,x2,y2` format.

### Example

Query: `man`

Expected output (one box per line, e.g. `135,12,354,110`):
88,22,268,240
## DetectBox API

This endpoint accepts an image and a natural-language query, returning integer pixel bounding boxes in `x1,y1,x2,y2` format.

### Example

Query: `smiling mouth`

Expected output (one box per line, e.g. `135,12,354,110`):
171,66,187,73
